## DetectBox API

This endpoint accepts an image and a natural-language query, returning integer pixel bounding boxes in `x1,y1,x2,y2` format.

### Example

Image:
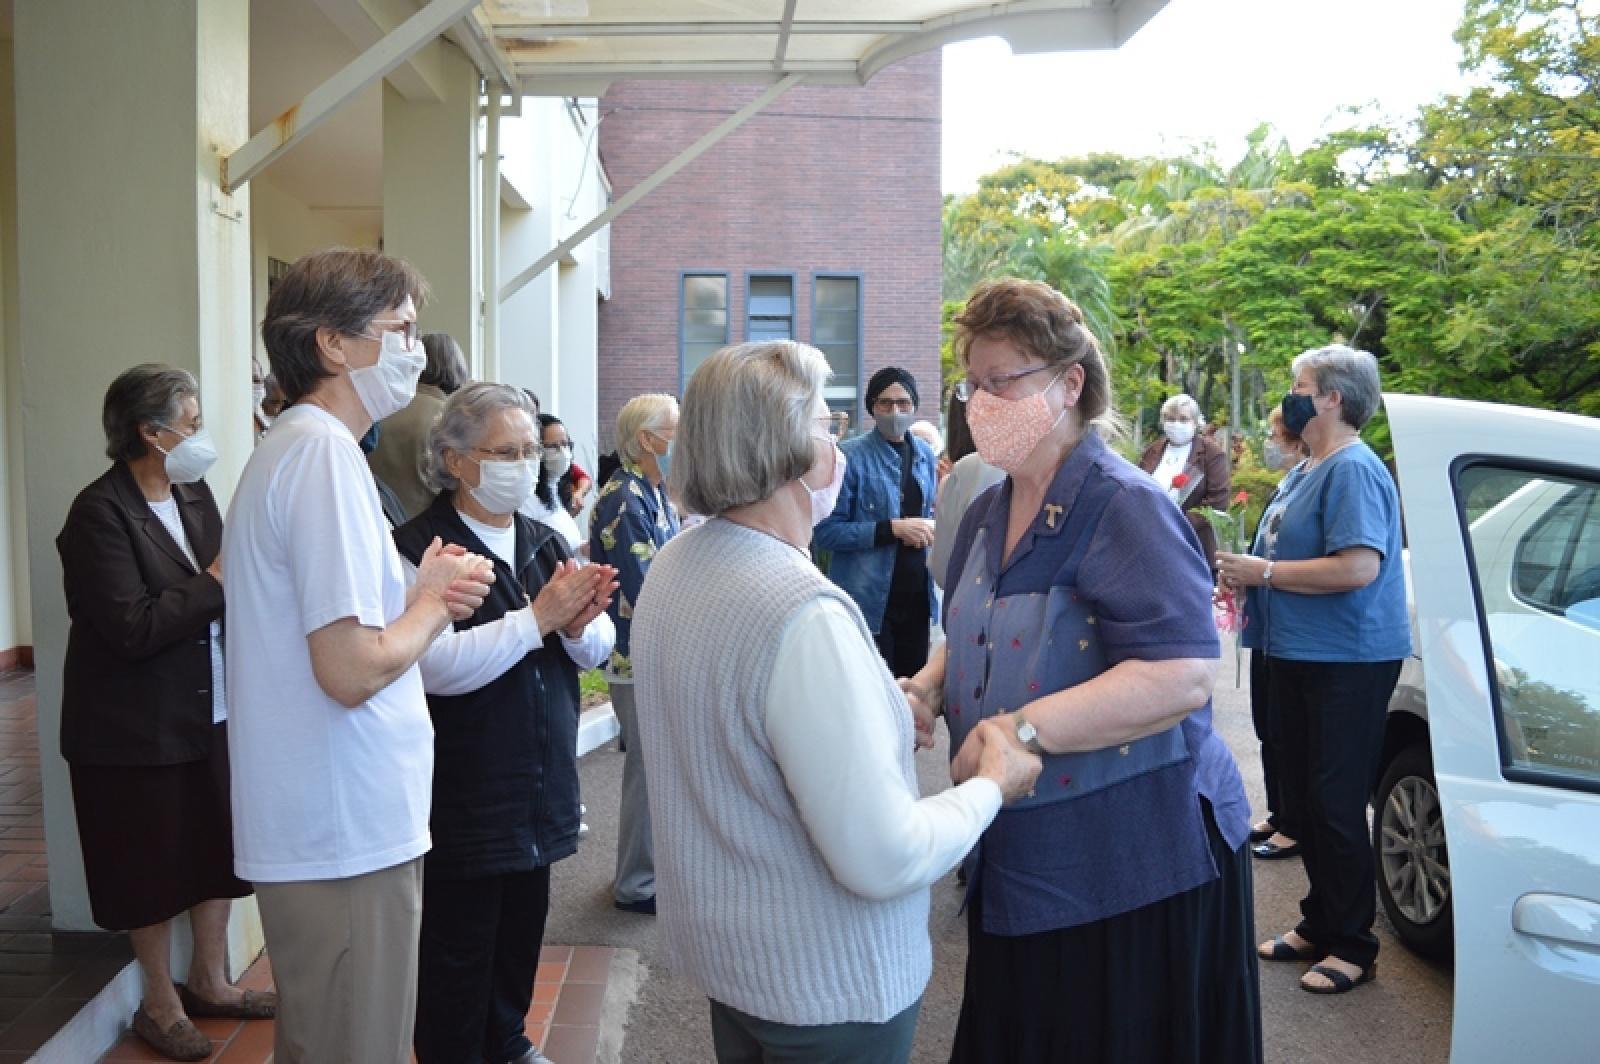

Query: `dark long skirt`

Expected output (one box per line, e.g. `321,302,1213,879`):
69,722,251,931
950,803,1262,1064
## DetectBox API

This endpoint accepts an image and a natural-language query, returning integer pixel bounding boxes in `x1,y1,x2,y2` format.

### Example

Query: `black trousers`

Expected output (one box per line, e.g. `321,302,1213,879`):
1266,656,1402,969
710,998,920,1064
1248,652,1299,840
874,588,931,678
414,864,551,1064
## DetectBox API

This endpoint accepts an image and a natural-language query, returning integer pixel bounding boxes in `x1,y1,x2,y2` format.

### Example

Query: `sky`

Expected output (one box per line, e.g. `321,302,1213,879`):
941,0,1473,194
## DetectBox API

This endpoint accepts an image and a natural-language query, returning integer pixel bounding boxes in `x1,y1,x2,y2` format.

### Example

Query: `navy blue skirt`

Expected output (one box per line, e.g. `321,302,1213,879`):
950,802,1262,1064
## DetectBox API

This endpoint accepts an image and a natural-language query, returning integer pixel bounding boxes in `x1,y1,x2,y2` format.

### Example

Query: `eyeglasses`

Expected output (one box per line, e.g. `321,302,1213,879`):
872,397,914,413
542,441,574,454
954,363,1054,402
473,445,539,462
360,319,420,350
814,414,845,439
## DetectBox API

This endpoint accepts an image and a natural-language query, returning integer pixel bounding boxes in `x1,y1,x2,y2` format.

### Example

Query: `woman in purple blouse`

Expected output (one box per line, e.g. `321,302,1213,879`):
902,278,1261,1063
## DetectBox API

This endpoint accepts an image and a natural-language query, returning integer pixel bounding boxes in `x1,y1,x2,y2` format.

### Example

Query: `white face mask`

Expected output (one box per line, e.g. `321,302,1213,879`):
1163,420,1196,446
469,457,537,515
799,437,846,527
542,447,572,480
349,329,424,423
154,425,218,485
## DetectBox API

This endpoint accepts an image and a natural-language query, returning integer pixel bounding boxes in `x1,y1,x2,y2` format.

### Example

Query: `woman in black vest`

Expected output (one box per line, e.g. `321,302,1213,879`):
394,383,617,1064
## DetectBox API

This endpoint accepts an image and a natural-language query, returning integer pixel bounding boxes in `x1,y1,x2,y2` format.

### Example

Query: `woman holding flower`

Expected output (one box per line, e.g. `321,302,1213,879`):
1215,345,1409,996
1138,394,1232,571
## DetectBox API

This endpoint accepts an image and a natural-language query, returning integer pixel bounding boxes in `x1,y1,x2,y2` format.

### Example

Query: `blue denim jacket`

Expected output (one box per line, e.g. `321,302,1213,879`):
813,429,937,633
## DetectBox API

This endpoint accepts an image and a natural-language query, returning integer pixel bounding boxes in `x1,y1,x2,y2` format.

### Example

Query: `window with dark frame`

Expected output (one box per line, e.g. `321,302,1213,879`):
746,275,794,342
812,275,862,416
681,273,729,383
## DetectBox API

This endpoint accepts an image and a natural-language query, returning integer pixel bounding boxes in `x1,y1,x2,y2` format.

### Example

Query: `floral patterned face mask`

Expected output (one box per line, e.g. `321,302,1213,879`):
966,368,1068,474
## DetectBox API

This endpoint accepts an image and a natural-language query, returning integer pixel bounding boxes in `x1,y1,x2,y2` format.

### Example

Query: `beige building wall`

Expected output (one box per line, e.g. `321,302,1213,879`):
0,41,31,660
249,177,382,370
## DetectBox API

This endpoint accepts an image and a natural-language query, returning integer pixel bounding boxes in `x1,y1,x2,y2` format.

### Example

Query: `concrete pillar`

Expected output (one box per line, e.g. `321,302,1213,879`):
498,100,563,409
383,47,482,376
13,0,256,955
0,43,32,660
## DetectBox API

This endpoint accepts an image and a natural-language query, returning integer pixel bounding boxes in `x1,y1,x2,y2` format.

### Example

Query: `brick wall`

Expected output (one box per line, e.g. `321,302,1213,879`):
596,52,943,448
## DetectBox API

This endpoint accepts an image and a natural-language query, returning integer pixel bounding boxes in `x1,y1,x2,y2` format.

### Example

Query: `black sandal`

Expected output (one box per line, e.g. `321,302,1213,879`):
1301,962,1377,994
1257,935,1318,962
1248,820,1275,843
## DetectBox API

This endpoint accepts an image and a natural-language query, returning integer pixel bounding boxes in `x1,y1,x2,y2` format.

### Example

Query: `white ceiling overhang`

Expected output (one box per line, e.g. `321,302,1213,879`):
478,0,1171,96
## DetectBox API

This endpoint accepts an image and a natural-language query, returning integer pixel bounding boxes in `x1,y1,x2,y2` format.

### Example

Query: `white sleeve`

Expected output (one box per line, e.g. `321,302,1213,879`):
402,558,544,696
559,611,615,671
274,432,392,634
765,598,1002,901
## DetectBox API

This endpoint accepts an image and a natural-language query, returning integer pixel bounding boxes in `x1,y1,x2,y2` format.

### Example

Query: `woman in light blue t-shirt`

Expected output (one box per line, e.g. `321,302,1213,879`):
1217,344,1411,998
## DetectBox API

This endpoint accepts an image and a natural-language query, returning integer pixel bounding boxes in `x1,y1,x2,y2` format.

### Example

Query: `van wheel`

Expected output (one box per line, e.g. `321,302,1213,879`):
1373,742,1454,960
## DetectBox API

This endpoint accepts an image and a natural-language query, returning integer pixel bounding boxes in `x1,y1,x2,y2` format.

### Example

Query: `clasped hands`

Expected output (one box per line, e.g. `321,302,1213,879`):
531,559,619,639
897,678,1042,804
1214,550,1268,591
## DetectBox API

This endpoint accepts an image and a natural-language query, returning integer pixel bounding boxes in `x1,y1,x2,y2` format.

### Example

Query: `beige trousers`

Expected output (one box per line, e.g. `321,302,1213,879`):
254,857,424,1064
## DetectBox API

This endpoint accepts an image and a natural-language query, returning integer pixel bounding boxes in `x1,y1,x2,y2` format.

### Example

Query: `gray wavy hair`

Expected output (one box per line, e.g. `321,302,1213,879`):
1160,393,1204,425
1291,344,1382,429
425,382,539,492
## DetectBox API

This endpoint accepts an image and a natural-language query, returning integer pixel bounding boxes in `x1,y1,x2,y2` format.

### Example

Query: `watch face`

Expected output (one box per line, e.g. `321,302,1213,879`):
1017,718,1037,741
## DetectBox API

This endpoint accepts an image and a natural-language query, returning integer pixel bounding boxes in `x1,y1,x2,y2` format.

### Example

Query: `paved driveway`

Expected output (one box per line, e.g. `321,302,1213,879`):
547,642,1454,1063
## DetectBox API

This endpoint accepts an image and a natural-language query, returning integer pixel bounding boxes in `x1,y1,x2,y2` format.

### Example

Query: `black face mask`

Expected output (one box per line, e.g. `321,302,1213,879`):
1281,392,1319,436
358,422,382,455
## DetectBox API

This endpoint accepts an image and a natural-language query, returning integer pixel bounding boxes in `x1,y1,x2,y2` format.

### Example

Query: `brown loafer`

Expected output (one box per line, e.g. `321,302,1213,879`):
132,1007,212,1061
178,982,278,1019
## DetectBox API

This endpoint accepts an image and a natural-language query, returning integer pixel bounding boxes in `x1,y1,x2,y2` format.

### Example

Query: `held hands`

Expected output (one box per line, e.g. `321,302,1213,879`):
890,517,936,549
206,554,223,586
532,560,619,639
951,717,1043,804
897,678,942,750
417,539,496,622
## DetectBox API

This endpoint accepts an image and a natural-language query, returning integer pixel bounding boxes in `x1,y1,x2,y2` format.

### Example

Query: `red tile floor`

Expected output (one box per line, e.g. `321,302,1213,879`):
96,946,617,1063
0,670,612,1063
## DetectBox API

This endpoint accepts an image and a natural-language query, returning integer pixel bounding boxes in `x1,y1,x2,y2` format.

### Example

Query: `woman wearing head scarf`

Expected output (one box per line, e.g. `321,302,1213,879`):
814,367,938,677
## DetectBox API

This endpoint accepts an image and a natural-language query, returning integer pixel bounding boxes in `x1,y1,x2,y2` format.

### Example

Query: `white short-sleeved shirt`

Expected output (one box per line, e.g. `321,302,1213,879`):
223,404,434,883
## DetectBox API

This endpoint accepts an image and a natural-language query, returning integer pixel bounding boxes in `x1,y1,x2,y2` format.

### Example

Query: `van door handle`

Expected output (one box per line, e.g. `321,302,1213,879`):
1513,893,1600,949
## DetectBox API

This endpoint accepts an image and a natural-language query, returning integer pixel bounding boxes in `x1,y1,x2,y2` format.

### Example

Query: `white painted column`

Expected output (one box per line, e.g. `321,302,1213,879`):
498,100,562,411
0,43,32,660
12,0,256,955
383,47,482,376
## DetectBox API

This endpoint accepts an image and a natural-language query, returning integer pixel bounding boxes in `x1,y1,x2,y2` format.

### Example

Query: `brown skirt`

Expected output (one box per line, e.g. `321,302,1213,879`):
69,721,251,931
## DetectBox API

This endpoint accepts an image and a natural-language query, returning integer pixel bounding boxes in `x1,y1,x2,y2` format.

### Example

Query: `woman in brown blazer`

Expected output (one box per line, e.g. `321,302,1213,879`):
1137,393,1233,570
57,365,274,1062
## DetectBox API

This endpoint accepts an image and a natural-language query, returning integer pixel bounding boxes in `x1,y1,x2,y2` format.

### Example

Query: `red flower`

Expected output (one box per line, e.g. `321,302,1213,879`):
1232,490,1249,506
1170,473,1190,488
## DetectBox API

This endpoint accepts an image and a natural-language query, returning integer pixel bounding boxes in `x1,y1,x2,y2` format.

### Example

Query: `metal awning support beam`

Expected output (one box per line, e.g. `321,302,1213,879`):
773,0,799,68
500,73,804,303
221,0,481,193
481,86,504,382
449,7,520,101
497,20,924,39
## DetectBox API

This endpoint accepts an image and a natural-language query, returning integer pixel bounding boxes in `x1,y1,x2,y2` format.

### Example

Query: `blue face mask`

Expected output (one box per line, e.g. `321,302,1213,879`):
1281,392,1319,436
359,422,382,455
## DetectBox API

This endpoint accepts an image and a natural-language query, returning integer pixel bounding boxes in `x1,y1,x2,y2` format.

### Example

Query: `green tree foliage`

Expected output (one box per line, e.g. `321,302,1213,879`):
941,0,1600,452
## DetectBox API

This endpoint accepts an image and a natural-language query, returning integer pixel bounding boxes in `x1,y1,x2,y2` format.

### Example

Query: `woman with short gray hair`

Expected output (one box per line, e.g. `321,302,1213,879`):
1216,343,1410,996
631,342,1040,1062
394,381,618,1064
58,364,273,1060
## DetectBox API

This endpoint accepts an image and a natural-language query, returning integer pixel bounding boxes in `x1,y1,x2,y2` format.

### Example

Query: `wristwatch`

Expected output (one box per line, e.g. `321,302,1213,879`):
1262,561,1275,587
1013,713,1047,756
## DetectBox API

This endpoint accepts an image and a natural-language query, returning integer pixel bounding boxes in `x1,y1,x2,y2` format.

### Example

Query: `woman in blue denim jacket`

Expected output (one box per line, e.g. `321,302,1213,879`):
813,367,938,677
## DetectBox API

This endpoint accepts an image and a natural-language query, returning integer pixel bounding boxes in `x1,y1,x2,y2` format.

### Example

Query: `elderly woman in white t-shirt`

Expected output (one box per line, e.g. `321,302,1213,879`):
1137,392,1233,571
630,341,1041,1063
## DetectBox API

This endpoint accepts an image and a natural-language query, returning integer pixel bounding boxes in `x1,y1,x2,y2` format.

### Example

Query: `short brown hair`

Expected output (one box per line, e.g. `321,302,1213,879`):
421,332,468,394
261,248,430,404
954,278,1123,437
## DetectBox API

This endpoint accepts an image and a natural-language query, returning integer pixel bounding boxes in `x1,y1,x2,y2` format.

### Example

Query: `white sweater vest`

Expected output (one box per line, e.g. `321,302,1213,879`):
632,518,930,1025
